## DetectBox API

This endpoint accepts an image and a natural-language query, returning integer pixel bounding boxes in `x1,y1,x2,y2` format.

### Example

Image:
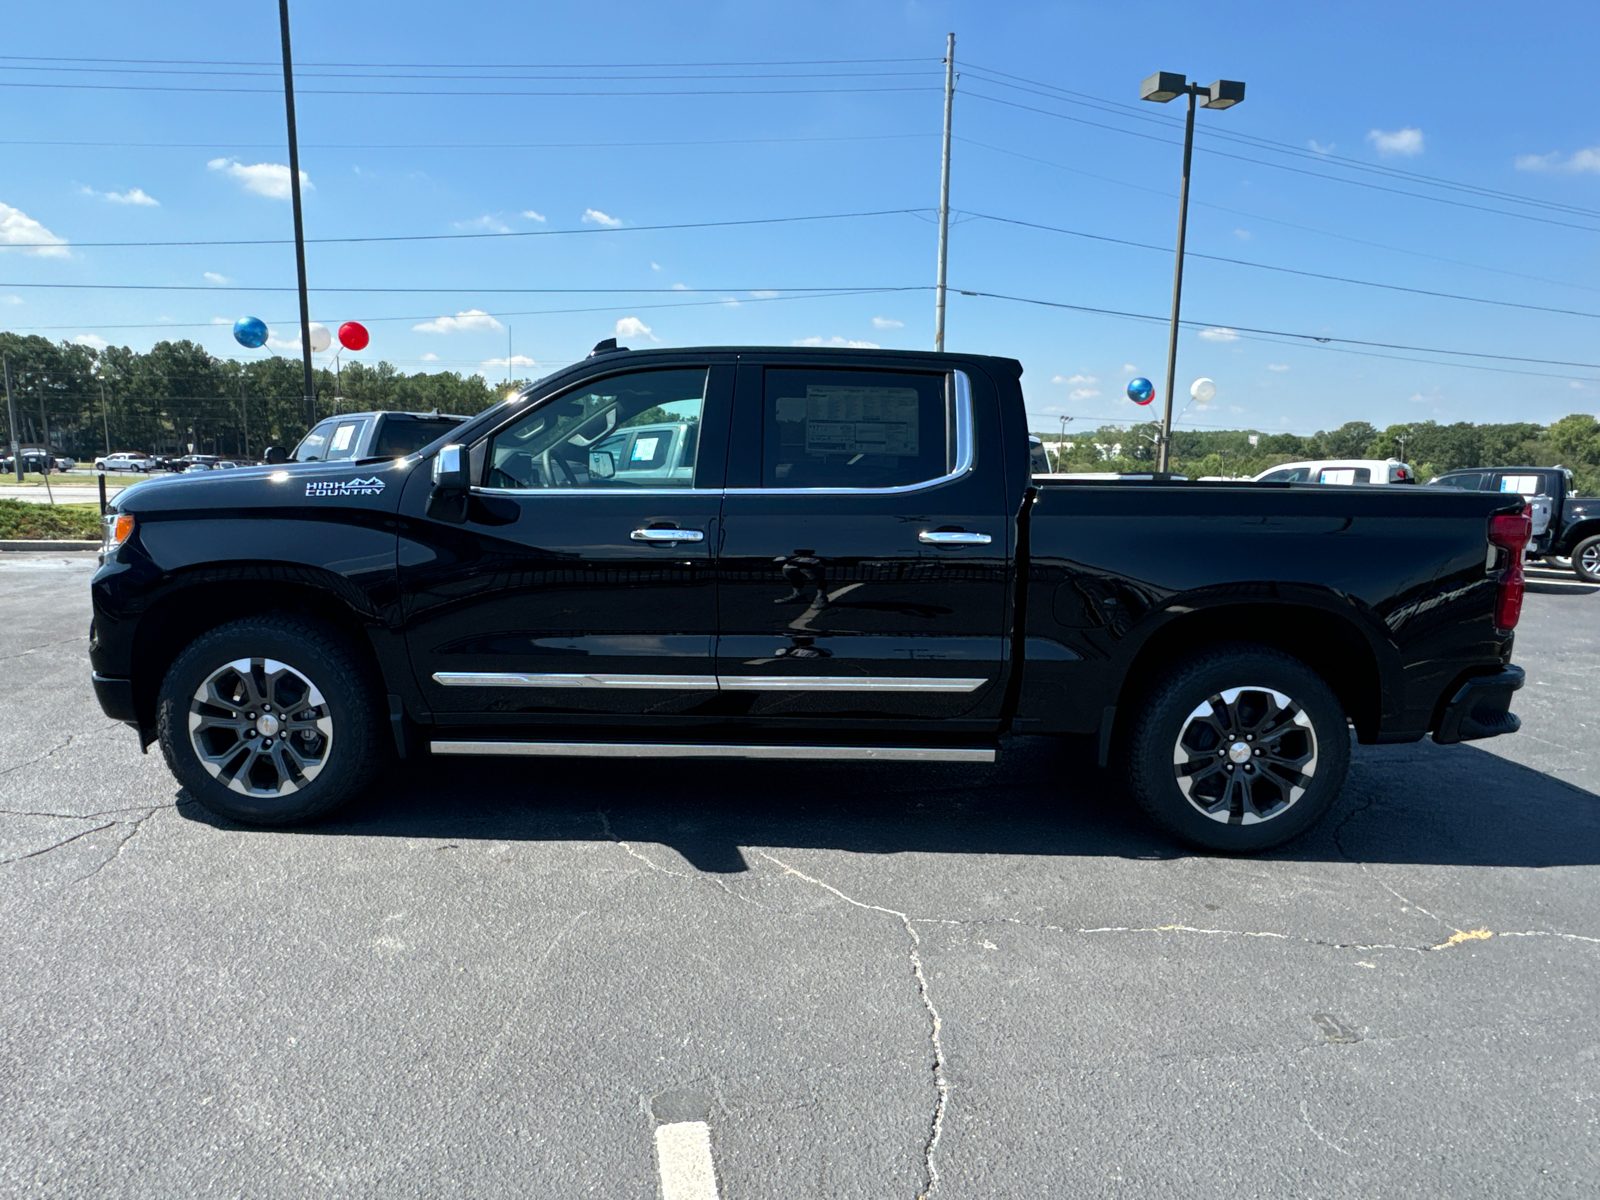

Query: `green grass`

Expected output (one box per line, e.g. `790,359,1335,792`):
1,473,145,487
0,500,103,540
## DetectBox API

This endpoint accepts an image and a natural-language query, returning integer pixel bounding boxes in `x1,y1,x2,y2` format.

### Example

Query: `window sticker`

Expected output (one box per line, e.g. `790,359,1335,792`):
800,385,919,457
1500,475,1541,495
331,423,357,452
1318,469,1357,485
631,435,660,464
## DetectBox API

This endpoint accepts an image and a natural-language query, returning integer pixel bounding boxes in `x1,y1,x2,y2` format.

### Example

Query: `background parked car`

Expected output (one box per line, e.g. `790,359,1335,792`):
1253,458,1416,485
93,452,154,473
1428,466,1600,580
0,447,73,473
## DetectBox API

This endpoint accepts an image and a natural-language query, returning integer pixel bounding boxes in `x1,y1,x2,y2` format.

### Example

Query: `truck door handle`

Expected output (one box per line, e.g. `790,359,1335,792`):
631,527,704,543
919,530,992,546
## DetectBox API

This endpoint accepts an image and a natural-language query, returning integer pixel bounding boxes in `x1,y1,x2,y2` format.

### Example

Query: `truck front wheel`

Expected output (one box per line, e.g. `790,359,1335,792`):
1123,644,1351,852
157,615,385,826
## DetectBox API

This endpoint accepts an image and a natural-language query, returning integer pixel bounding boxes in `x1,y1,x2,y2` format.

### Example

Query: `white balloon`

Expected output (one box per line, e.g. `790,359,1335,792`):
307,322,332,353
1190,377,1217,403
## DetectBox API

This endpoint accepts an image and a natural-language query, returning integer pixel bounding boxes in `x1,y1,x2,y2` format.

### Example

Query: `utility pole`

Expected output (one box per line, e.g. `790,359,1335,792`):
98,377,111,455
3,355,20,483
1156,87,1197,475
240,374,251,459
37,388,54,503
933,32,955,353
278,0,316,433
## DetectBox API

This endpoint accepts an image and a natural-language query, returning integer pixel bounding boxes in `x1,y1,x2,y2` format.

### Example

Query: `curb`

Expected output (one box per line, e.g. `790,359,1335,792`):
0,540,101,551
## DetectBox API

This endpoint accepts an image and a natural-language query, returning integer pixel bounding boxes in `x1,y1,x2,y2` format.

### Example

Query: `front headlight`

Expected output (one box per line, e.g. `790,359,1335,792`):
101,512,135,558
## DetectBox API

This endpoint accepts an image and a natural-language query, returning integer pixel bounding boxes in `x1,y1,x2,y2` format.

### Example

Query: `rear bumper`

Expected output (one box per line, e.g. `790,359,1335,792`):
91,672,138,726
1433,665,1524,745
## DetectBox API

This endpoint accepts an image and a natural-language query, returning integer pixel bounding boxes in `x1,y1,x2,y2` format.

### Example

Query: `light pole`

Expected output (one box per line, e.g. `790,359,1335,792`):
1140,72,1245,473
278,0,316,433
1057,414,1072,471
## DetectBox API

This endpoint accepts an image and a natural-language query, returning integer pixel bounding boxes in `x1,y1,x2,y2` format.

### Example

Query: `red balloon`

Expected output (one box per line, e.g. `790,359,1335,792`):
338,321,370,351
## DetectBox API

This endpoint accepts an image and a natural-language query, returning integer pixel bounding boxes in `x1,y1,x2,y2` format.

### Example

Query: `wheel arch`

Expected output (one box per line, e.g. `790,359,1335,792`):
1557,519,1600,556
1113,601,1389,743
130,567,386,734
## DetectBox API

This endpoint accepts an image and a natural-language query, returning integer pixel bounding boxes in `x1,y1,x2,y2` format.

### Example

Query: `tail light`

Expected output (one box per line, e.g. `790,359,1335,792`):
1488,511,1531,631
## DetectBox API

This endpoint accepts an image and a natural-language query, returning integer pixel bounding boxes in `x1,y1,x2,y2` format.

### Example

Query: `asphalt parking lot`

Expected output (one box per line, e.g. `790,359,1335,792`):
1,553,1596,1198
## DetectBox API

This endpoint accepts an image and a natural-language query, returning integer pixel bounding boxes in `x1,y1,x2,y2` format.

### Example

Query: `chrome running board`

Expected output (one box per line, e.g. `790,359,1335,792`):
429,741,996,763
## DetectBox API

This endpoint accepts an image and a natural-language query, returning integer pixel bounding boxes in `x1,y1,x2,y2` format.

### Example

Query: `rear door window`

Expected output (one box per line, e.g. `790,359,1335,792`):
762,368,952,489
323,419,367,462
1317,467,1370,484
1258,467,1311,483
374,417,463,457
1497,473,1547,497
1429,472,1484,490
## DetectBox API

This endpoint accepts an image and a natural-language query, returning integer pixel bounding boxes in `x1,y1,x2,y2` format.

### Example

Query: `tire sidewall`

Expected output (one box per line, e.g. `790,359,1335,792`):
1127,649,1351,853
158,619,376,825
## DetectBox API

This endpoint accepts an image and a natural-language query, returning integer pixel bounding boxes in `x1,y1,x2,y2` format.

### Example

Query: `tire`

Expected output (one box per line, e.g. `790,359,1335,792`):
1123,643,1351,853
1572,535,1600,584
157,615,386,826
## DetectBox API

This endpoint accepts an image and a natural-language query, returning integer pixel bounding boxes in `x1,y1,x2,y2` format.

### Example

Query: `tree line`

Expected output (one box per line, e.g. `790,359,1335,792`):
1038,416,1600,494
0,333,533,461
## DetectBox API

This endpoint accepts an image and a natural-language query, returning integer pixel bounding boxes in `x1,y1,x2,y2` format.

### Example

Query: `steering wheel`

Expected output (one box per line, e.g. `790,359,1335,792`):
539,447,579,488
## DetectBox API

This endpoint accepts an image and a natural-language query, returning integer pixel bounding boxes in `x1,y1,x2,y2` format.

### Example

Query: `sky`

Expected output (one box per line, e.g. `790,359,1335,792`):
2,0,1598,436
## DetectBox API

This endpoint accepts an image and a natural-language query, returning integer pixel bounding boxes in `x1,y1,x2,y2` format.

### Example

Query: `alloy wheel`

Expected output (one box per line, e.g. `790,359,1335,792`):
1172,685,1318,825
188,657,334,796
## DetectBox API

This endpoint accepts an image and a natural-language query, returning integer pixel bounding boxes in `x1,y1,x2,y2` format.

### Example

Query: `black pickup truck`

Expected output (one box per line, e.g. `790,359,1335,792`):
1428,465,1600,582
89,344,1531,851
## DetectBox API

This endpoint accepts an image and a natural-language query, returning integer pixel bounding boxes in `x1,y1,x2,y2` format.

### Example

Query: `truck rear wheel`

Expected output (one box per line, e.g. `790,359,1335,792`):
1123,644,1350,852
157,615,385,826
1572,535,1600,584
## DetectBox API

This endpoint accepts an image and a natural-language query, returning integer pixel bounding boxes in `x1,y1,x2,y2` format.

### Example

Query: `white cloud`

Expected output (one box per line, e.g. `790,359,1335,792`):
671,283,689,291
413,309,503,334
651,262,661,271
266,328,301,352
420,352,439,362
455,214,511,234
872,316,904,329
520,209,547,222
582,208,623,228
481,355,536,371
793,336,879,349
72,334,108,349
206,157,310,200
81,185,159,206
1064,373,1098,385
1233,228,1250,240
1227,405,1245,414
1515,147,1600,174
1,295,22,305
1308,140,1335,155
1198,327,1239,342
203,271,230,285
1122,363,1138,374
721,297,741,307
1266,363,1291,371
616,316,658,341
1069,388,1100,400
1367,127,1424,158
0,201,69,257
751,290,779,300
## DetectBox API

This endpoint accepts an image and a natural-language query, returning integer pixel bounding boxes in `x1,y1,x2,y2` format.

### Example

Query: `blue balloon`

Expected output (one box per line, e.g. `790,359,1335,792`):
1127,376,1155,405
233,316,268,349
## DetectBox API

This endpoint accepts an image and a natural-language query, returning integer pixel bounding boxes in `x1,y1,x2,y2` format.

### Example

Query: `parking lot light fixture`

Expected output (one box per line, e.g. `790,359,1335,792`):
1141,71,1247,473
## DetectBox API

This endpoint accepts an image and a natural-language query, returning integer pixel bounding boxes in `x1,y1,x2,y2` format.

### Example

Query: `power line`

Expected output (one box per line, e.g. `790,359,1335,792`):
960,89,1600,235
0,132,937,151
956,136,1600,298
0,53,932,68
0,207,930,250
954,287,1600,372
961,63,1600,222
0,282,926,296
0,64,938,82
963,210,1600,320
0,79,941,98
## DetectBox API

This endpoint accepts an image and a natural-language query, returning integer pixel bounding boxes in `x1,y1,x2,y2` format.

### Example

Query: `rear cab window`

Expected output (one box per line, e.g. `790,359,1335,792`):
374,417,464,458
762,368,953,489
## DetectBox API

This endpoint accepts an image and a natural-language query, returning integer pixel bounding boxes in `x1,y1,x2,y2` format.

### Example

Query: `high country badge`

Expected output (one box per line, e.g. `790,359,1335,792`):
306,477,386,497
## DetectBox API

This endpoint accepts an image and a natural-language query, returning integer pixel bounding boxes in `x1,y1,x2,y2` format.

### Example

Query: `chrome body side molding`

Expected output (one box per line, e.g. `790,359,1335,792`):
430,741,997,763
433,672,989,693
716,675,987,693
432,672,719,690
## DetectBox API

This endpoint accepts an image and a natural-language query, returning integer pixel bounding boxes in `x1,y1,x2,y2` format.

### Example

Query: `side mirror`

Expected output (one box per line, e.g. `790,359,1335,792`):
263,446,289,465
588,449,616,480
432,443,470,491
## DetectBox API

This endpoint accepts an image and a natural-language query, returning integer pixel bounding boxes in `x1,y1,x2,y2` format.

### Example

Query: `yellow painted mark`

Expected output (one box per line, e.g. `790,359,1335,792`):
1435,928,1493,949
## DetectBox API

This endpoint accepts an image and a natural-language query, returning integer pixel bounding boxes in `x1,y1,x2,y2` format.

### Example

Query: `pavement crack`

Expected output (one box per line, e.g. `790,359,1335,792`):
71,807,165,885
592,810,777,912
1299,1099,1352,1156
0,633,88,663
755,851,949,1200
0,734,76,779
0,821,116,865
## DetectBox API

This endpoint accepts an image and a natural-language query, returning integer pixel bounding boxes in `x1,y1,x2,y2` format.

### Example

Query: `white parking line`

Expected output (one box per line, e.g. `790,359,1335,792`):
654,1120,721,1200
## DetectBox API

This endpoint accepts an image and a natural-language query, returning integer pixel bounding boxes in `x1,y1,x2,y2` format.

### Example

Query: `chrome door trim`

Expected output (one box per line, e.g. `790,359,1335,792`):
470,486,724,498
717,675,987,693
918,530,992,545
432,672,719,690
630,527,705,543
723,368,975,497
431,741,996,762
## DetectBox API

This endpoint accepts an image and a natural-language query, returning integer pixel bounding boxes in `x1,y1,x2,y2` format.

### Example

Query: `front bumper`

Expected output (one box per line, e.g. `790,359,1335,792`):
91,672,138,726
1433,664,1524,745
